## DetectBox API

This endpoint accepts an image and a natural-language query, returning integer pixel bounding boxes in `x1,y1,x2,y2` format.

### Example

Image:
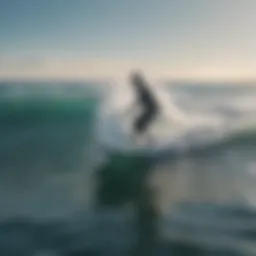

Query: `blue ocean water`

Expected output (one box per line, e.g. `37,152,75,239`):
0,81,256,255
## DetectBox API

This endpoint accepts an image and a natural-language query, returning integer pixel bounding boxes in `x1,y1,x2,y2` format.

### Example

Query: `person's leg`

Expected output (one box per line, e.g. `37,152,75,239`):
143,111,156,145
132,113,146,144
133,111,156,145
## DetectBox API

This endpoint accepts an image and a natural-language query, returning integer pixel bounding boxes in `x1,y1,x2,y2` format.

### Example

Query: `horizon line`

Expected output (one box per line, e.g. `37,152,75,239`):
0,77,256,85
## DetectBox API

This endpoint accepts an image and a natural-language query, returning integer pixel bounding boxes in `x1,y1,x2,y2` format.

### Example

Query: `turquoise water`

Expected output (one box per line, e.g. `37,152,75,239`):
0,81,256,255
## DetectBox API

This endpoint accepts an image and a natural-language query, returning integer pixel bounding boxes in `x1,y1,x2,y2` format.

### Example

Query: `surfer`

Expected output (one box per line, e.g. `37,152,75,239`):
129,71,160,138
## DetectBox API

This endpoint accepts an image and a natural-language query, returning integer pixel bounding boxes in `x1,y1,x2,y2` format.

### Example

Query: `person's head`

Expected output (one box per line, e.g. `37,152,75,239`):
129,71,146,90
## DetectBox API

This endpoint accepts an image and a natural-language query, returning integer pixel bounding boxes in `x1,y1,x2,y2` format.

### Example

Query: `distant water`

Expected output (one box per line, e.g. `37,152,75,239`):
0,81,256,255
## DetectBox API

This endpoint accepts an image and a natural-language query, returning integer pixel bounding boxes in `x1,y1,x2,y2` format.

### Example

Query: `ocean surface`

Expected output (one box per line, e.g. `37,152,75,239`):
0,80,256,255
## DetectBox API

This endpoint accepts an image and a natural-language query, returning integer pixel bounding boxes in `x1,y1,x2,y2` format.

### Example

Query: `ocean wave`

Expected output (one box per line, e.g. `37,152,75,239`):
98,81,256,159
0,82,255,255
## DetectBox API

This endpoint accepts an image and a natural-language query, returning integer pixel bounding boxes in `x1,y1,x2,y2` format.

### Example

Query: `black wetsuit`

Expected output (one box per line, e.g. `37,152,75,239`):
133,84,159,134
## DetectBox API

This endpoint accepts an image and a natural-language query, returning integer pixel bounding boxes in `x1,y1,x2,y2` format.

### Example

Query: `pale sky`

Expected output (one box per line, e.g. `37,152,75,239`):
1,0,256,81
